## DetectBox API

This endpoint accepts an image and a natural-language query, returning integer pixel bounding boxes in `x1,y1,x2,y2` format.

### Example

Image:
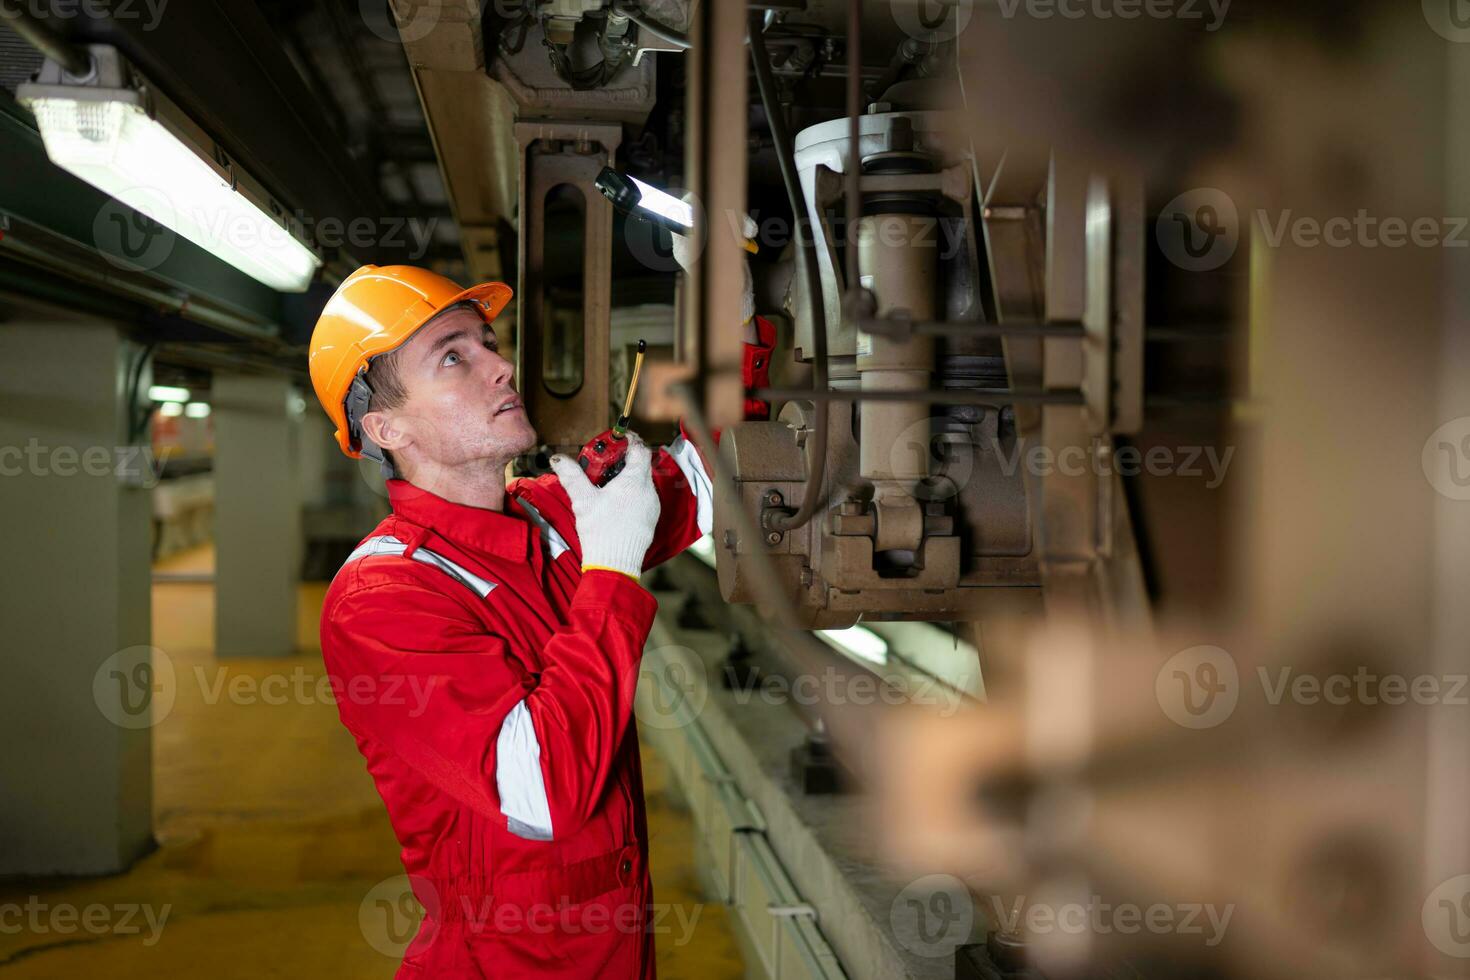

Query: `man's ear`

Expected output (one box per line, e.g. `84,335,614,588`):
360,410,413,453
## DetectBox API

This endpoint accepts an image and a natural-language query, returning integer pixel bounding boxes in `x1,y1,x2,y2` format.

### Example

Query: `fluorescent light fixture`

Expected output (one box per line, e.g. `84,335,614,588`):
184,402,211,419
629,175,693,231
817,626,890,666
17,47,322,292
148,385,190,403
158,401,184,418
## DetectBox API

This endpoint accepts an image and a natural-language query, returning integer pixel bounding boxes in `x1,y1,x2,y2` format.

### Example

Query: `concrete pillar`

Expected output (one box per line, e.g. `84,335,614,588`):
213,375,302,657
297,407,334,510
0,320,153,874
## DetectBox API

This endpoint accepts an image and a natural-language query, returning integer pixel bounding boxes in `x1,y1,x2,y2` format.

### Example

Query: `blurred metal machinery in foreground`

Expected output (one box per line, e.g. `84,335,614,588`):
387,1,1470,978
676,3,1470,979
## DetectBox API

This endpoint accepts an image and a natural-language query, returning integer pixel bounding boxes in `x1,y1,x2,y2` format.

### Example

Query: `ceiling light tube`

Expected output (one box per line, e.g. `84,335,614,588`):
817,626,890,666
147,385,190,403
17,46,323,293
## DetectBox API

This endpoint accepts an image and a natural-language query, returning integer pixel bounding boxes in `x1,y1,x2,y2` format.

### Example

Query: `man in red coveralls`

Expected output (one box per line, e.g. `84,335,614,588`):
308,252,774,977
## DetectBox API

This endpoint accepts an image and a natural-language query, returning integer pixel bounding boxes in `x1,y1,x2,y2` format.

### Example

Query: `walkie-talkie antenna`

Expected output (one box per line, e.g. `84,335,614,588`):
613,339,647,436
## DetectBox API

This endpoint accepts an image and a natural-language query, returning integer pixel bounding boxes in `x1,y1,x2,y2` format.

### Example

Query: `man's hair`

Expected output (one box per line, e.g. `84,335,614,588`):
363,347,408,413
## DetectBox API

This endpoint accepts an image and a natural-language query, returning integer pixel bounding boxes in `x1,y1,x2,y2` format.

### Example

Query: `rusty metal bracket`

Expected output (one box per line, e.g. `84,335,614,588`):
514,122,622,453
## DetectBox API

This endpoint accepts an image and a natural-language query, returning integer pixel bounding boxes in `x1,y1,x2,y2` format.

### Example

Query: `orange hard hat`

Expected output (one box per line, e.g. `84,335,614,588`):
308,265,514,458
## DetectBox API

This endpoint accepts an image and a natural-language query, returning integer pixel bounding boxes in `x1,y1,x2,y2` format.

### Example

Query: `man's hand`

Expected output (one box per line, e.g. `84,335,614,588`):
550,433,662,580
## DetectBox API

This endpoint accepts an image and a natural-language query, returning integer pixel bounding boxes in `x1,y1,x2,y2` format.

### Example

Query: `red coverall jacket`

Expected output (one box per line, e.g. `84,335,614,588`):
321,319,772,978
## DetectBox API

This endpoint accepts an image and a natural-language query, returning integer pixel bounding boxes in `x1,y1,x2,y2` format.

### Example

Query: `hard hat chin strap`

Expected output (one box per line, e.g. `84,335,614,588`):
345,373,399,481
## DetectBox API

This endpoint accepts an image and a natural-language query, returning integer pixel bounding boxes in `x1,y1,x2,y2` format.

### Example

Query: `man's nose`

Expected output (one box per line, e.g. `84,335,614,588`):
486,351,514,388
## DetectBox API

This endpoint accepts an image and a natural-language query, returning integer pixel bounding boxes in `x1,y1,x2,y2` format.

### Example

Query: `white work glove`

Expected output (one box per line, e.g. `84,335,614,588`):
671,194,758,326
549,432,662,580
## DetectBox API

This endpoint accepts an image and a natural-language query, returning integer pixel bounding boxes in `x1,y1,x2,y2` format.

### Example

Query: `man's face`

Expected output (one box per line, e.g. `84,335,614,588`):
378,306,537,472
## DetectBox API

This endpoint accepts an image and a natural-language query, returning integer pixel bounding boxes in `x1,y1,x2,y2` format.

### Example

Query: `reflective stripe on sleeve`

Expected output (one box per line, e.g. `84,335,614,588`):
495,701,554,841
666,435,714,536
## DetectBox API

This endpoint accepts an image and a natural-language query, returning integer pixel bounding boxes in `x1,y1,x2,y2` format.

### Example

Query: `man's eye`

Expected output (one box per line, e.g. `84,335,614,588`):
442,352,461,367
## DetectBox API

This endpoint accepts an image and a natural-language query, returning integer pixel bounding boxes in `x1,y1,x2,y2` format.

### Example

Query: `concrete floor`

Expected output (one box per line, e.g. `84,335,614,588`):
0,544,743,978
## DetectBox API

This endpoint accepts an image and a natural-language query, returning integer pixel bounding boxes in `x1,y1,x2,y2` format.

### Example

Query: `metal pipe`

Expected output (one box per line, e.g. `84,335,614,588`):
0,1,91,78
1144,326,1231,342
614,1,690,49
861,318,1088,339
749,12,830,534
844,0,861,304
860,318,1225,341
0,223,284,346
755,387,1086,407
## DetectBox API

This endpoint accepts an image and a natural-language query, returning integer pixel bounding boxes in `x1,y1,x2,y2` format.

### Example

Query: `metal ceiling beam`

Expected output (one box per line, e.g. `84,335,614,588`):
321,0,424,215
392,0,517,283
